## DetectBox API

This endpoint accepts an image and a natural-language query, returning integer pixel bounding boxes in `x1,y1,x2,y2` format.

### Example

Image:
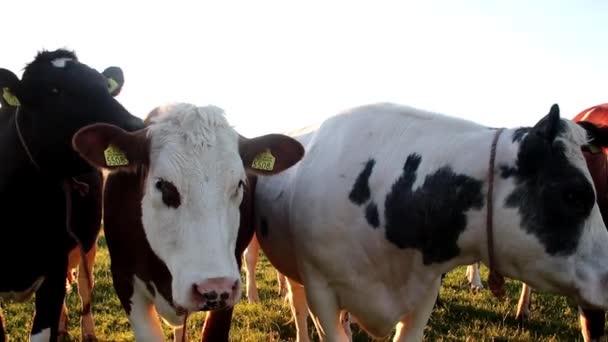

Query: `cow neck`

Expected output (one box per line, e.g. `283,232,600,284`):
14,105,94,300
486,127,506,298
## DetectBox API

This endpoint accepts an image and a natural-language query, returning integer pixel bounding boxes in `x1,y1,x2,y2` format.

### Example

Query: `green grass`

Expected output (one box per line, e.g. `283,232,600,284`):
0,233,591,341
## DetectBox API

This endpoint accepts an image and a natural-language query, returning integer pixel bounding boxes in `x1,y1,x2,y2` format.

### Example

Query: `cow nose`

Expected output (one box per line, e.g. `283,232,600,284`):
192,277,240,311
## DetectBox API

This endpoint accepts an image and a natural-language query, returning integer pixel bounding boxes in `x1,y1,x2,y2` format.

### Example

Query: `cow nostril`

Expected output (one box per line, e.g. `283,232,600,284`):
203,290,218,300
220,292,229,300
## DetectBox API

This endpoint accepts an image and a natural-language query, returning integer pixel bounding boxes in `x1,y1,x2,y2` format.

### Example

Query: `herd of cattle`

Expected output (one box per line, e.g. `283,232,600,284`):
1,48,608,342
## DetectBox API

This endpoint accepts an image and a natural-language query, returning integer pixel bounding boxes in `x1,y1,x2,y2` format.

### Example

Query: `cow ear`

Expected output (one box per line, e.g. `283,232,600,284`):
0,68,21,107
239,134,305,175
531,104,562,142
72,123,149,171
102,66,124,97
578,121,608,151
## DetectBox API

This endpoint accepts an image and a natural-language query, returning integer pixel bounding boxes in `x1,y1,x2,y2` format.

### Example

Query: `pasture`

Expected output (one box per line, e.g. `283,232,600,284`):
0,232,591,341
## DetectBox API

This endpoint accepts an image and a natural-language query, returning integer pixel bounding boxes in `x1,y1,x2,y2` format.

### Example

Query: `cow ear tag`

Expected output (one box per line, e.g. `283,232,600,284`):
107,78,119,94
2,87,20,106
251,149,276,171
104,144,129,166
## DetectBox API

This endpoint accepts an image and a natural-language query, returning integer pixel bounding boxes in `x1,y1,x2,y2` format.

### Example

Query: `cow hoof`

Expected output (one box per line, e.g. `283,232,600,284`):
82,335,98,342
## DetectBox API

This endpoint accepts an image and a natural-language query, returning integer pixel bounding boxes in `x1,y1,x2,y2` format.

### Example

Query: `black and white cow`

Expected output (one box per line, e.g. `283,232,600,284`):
0,49,143,342
251,102,608,341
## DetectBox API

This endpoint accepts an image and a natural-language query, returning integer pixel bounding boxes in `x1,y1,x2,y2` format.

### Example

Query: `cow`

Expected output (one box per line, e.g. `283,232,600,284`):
0,49,144,342
71,102,304,341
242,102,608,341
485,103,608,342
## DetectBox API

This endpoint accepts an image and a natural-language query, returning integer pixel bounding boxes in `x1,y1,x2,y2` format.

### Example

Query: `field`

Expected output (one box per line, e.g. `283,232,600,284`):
0,233,592,341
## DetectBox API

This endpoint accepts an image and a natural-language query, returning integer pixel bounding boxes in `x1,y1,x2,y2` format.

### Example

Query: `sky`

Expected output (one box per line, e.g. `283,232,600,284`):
2,0,607,137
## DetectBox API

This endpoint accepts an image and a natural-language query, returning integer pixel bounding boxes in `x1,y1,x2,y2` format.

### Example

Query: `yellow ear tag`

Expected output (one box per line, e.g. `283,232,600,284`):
107,78,119,94
251,149,276,171
2,87,20,106
104,144,129,166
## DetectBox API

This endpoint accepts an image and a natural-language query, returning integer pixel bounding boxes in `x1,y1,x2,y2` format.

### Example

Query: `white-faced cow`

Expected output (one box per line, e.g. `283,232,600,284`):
246,102,608,341
0,49,143,342
71,103,304,341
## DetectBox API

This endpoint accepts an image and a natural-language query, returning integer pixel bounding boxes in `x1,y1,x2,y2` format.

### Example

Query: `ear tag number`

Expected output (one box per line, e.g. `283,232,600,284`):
104,144,129,166
251,149,276,171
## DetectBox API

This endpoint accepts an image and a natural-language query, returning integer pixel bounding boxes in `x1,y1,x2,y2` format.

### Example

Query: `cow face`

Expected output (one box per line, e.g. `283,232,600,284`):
72,103,304,312
494,104,608,309
0,49,143,176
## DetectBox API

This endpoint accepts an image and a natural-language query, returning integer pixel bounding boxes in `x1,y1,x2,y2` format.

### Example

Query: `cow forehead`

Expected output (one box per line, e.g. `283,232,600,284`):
146,103,243,185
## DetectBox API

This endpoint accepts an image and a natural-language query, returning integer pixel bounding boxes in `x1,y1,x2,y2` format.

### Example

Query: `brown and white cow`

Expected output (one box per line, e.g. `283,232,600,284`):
72,103,304,341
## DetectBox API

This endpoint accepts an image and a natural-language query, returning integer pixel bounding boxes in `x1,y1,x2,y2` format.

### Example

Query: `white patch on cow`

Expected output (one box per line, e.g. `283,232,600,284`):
141,103,243,311
50,57,73,68
0,276,44,302
133,277,184,327
30,328,50,342
129,277,165,342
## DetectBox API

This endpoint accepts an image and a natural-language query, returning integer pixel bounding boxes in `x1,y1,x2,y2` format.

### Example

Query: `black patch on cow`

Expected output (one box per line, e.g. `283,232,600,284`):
260,217,269,238
365,202,380,228
384,153,484,264
504,136,594,255
500,164,518,179
512,127,530,143
349,159,376,205
155,179,181,208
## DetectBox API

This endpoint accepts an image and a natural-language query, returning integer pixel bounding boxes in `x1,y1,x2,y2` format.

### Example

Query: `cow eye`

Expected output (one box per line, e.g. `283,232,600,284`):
50,87,61,95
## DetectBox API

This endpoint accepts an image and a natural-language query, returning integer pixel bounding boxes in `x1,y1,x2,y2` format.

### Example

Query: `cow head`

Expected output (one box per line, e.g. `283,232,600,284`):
492,104,608,309
0,49,143,176
72,103,304,312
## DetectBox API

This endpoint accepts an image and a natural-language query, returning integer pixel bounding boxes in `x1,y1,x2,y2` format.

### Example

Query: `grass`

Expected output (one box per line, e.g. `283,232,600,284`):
0,232,592,341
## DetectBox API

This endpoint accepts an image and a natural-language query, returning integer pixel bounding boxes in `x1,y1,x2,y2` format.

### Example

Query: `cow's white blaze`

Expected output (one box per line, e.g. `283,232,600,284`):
141,103,244,311
50,57,73,68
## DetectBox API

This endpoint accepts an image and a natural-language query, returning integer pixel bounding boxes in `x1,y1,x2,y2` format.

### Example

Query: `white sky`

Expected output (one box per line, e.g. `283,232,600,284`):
3,0,607,137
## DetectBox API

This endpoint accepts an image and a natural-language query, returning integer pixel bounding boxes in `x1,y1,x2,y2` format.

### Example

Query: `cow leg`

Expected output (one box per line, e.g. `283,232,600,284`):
339,311,353,340
0,306,6,342
287,278,311,342
174,325,188,342
31,261,68,342
58,302,69,340
579,307,605,342
127,288,165,342
516,283,532,325
465,263,483,291
79,244,98,342
392,277,441,342
277,271,288,298
243,236,260,303
304,272,349,342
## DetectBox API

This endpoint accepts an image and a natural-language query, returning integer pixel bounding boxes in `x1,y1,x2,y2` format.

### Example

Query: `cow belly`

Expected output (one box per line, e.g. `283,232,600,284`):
0,276,45,302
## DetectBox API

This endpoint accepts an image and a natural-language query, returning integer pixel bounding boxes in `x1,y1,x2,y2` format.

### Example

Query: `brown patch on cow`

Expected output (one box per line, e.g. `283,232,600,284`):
102,167,175,316
156,179,181,208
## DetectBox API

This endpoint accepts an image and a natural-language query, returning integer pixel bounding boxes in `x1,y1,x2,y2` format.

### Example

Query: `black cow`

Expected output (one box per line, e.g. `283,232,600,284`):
0,49,143,342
